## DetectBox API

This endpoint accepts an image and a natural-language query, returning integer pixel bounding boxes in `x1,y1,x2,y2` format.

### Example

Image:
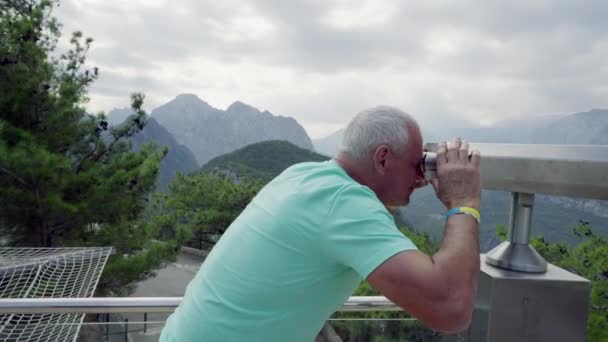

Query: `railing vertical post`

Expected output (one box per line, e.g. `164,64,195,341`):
144,312,147,334
124,318,128,342
105,313,109,341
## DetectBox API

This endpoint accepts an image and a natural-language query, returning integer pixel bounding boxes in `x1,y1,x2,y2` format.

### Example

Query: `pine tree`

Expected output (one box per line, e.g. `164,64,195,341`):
148,172,262,248
0,0,165,247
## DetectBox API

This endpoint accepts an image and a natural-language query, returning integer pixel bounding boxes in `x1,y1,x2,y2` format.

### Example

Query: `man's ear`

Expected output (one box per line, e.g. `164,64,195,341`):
372,145,390,174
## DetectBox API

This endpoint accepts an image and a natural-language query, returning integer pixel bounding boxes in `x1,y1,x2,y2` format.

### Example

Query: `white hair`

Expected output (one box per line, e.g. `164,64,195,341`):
338,106,419,161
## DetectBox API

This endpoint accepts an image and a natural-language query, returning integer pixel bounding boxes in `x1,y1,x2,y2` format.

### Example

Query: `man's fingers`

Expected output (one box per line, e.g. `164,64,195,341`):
470,150,481,167
446,137,461,162
459,140,469,163
430,177,439,194
436,141,448,166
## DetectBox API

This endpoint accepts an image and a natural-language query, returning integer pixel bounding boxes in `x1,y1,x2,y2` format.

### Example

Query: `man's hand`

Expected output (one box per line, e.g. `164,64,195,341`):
430,138,481,210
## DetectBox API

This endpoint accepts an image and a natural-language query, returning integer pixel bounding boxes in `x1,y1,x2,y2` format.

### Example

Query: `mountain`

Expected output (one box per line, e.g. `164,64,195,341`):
115,114,199,191
106,108,136,126
434,108,608,144
314,109,608,153
151,94,314,165
201,140,330,183
313,128,344,156
526,109,608,144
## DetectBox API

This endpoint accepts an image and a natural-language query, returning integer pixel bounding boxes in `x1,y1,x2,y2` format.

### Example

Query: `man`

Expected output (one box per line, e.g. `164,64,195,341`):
160,106,481,341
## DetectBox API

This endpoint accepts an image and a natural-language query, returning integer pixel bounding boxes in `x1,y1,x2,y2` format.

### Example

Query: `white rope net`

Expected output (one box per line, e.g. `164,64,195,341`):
0,247,112,342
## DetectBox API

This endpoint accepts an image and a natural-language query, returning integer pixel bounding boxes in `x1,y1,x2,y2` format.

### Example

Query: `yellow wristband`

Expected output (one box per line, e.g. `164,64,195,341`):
446,207,480,224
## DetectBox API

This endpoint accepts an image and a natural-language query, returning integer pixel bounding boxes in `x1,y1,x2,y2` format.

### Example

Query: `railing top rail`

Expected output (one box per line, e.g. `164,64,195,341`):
0,296,401,314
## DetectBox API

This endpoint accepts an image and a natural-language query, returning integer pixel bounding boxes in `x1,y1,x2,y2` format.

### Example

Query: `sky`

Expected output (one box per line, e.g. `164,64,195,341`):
55,0,608,139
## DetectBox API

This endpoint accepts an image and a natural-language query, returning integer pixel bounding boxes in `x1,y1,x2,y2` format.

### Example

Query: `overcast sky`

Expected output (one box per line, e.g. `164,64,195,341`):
55,0,608,138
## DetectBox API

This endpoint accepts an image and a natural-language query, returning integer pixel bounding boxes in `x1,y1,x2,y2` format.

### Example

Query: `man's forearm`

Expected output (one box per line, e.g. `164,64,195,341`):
434,214,480,308
440,214,480,267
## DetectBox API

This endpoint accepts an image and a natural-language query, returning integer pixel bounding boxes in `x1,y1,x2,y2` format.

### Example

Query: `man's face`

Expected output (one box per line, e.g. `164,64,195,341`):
383,125,425,207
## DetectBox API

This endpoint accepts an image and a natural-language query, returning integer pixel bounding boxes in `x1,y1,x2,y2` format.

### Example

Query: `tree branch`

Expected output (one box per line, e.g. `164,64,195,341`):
75,117,141,173
0,166,29,186
74,136,101,173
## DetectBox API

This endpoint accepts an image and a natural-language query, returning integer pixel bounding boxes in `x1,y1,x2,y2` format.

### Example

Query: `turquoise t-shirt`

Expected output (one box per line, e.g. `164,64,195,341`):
160,160,418,342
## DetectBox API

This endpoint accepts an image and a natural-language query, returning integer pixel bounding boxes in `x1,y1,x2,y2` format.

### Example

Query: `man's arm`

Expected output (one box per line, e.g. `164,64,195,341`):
368,138,481,333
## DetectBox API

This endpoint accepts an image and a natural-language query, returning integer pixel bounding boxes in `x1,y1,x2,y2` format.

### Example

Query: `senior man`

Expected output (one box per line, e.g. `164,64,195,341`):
160,106,481,341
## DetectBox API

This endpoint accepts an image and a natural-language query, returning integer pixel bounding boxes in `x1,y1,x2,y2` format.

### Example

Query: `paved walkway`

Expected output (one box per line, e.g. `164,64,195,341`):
118,251,205,342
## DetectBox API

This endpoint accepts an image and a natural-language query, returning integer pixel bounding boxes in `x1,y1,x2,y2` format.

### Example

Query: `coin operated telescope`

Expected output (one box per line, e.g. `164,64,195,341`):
422,143,608,342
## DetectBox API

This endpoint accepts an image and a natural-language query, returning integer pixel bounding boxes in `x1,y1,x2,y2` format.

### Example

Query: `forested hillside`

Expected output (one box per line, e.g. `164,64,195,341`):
201,140,330,182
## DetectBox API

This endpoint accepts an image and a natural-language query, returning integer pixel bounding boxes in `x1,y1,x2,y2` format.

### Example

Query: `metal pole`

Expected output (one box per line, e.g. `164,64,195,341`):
124,318,128,342
0,296,401,314
485,192,547,272
507,192,533,244
144,312,147,334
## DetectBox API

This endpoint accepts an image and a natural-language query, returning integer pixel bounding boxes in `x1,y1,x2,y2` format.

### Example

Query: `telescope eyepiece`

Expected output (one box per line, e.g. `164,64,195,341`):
421,152,437,180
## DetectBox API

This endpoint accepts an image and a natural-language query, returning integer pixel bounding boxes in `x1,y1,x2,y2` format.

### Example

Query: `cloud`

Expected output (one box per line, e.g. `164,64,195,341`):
54,0,608,138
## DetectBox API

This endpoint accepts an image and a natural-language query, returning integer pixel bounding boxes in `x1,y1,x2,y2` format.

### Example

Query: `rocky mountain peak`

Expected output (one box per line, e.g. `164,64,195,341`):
226,101,276,120
226,101,259,114
157,93,215,114
573,108,608,120
148,95,314,165
173,93,208,105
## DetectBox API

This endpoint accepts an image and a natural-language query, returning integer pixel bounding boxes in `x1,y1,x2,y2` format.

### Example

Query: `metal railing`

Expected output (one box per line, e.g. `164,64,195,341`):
0,296,399,314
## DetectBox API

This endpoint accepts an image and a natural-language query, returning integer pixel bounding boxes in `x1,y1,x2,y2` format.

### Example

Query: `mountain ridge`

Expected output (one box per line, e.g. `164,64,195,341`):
201,140,329,183
151,94,314,165
109,113,199,191
313,108,608,154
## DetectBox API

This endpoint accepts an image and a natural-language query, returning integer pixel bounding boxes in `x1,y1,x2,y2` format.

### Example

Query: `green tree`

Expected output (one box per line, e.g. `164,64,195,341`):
0,0,164,247
148,172,262,248
531,222,607,341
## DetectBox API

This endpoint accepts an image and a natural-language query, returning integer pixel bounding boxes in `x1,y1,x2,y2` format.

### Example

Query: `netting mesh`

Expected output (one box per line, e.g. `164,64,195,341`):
0,247,112,342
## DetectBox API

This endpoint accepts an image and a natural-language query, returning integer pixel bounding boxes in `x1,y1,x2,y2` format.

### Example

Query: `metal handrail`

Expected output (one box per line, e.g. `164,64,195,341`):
0,296,400,314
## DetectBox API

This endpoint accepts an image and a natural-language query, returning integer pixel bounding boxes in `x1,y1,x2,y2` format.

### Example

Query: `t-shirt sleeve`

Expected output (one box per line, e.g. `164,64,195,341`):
320,184,418,279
